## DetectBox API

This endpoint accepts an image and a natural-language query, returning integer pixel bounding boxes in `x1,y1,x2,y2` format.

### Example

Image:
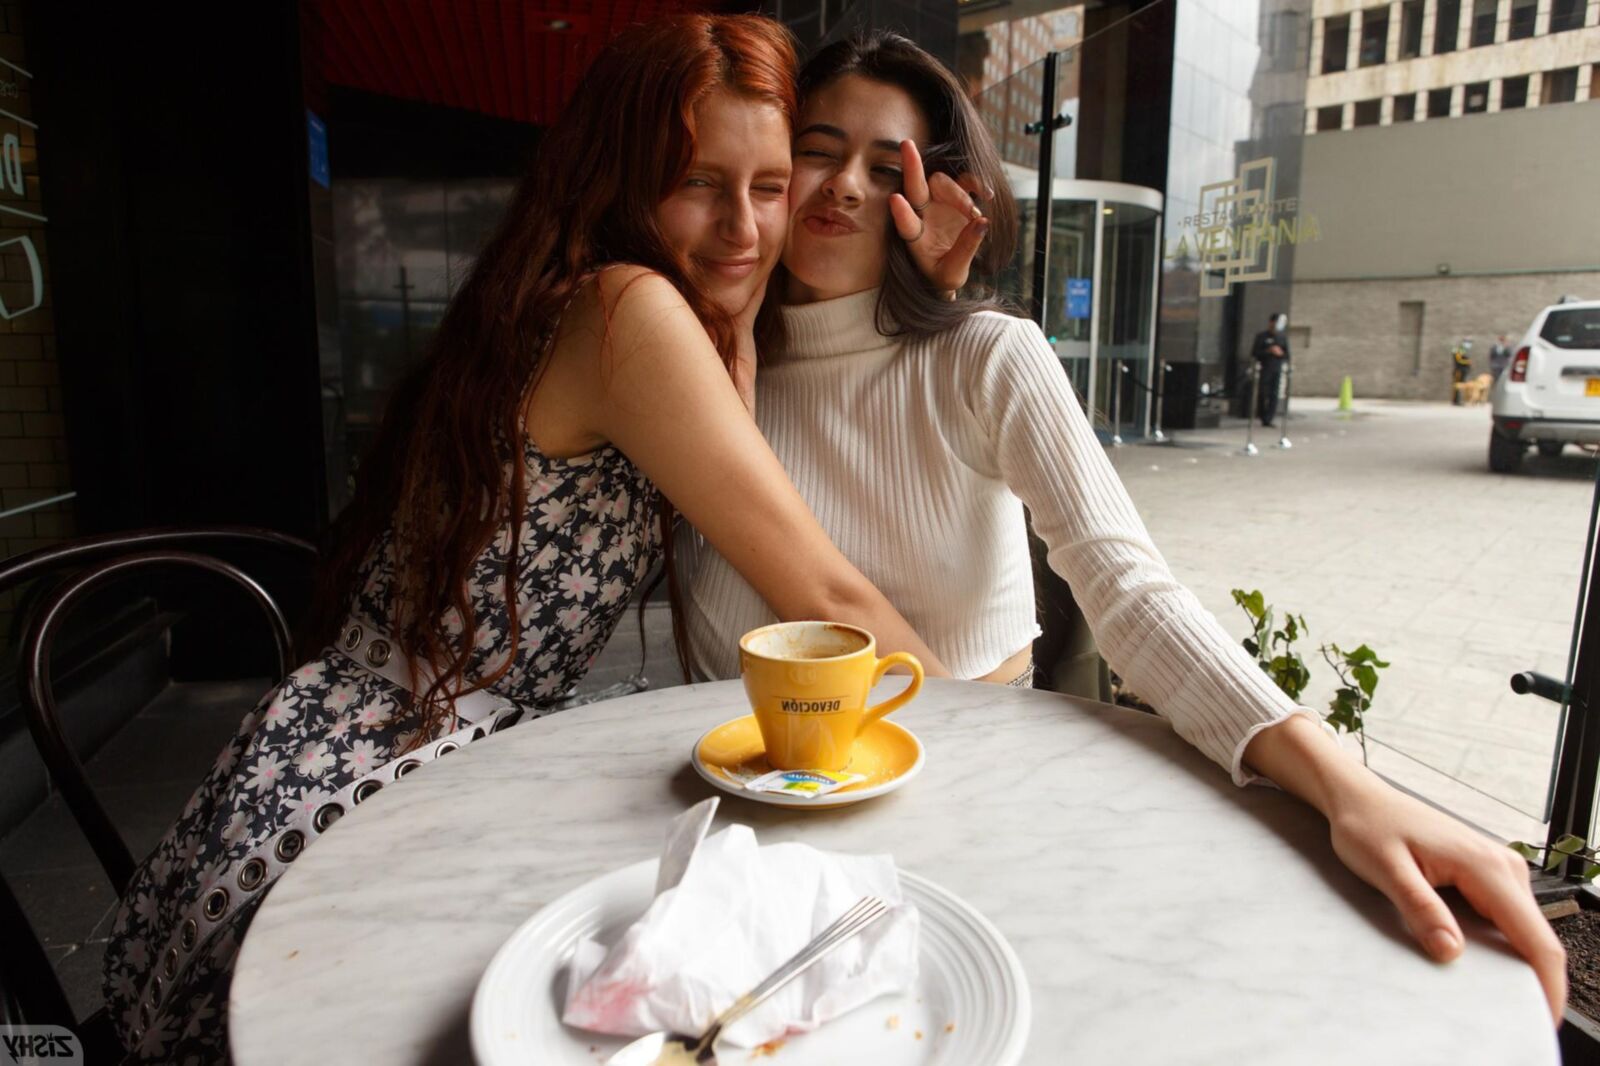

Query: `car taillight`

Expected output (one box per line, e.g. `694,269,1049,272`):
1510,346,1530,382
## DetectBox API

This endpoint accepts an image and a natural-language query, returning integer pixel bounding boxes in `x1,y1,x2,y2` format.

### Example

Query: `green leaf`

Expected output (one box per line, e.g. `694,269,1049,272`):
1584,863,1600,881
1345,644,1380,665
1508,841,1542,862
1554,834,1587,854
1352,664,1379,698
1546,851,1568,873
1243,638,1259,657
1283,615,1300,642
1232,589,1265,621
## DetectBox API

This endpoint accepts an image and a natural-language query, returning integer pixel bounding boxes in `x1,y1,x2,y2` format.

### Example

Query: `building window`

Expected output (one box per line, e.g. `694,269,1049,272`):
1509,0,1538,40
1501,74,1529,109
1316,104,1344,131
1322,15,1350,73
1470,0,1499,46
1593,64,1600,99
1463,81,1490,113
1428,86,1454,117
1359,6,1389,65
1434,0,1461,54
1353,98,1382,126
1400,0,1426,57
1393,93,1418,121
1550,0,1586,33
1546,66,1580,103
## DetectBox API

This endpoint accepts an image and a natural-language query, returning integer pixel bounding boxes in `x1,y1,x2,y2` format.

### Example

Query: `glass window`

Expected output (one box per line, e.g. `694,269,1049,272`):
1545,66,1580,103
1594,64,1600,99
1393,93,1418,121
1359,6,1389,65
1509,0,1539,40
1428,86,1455,117
1541,307,1600,349
1463,81,1490,113
1470,0,1499,46
1434,0,1461,54
1551,0,1586,32
1400,0,1426,57
1353,98,1382,126
1501,75,1529,109
1316,103,1344,131
1322,14,1350,73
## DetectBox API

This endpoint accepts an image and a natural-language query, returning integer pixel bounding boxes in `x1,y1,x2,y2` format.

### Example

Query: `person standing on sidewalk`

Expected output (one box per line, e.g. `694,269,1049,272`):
1451,338,1474,404
1489,334,1513,380
1250,312,1290,427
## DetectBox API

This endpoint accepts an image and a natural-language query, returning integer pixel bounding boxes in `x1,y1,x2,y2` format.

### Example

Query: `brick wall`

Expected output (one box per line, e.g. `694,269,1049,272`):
0,0,68,645
1288,270,1600,399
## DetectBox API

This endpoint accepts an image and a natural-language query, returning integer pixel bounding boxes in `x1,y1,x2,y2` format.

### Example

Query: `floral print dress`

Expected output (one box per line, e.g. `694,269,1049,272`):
102,439,660,1063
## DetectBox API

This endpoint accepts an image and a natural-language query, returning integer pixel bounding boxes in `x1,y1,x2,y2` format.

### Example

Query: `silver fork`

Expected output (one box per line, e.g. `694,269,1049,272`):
604,896,892,1065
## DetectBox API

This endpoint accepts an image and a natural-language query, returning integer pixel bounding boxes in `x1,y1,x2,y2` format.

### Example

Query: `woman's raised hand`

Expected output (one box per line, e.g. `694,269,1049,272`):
888,139,991,295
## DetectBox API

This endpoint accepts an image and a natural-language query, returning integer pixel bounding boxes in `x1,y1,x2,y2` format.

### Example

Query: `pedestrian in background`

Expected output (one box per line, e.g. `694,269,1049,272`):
1250,312,1290,427
1451,338,1474,404
1489,334,1513,379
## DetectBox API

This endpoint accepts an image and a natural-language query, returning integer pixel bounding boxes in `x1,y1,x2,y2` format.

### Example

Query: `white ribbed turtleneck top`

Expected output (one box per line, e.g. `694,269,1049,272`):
676,287,1312,786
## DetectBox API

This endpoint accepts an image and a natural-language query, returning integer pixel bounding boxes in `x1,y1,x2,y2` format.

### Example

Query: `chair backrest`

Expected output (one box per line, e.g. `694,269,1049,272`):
1,527,317,896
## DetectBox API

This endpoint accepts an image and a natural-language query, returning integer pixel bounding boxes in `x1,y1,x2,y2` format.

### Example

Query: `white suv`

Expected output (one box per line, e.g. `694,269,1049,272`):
1489,297,1600,473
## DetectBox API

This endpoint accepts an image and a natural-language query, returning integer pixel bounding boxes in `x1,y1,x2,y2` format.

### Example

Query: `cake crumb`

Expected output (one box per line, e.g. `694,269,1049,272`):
944,1022,956,1033
751,1038,785,1058
886,1015,900,1030
914,1030,924,1041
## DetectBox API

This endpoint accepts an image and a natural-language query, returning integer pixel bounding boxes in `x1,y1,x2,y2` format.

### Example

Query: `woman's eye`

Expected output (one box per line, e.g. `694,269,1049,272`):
684,177,711,188
873,167,904,183
797,149,833,160
754,184,787,196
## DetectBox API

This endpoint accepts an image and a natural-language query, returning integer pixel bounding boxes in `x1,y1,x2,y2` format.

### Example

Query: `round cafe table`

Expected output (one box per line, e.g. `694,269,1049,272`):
230,680,1556,1065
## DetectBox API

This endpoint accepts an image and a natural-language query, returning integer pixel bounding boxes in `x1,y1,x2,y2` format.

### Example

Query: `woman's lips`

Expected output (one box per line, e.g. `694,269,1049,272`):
801,215,858,237
695,257,759,280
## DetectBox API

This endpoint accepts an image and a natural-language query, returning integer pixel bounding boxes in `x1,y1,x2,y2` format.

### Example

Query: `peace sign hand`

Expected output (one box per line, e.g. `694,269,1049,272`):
887,139,991,296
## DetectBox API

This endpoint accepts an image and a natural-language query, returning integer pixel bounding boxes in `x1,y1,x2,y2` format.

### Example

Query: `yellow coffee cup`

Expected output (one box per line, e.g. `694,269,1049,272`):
739,621,924,772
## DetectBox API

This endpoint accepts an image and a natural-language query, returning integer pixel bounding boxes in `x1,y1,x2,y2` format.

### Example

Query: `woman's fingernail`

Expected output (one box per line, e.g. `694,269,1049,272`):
1427,929,1460,957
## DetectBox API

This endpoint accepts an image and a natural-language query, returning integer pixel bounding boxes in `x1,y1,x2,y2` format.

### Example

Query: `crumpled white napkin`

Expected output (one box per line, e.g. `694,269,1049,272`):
561,797,919,1047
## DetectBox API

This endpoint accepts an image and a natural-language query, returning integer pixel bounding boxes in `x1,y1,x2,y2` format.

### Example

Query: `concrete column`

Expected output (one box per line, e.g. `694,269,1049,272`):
1421,0,1438,55
1381,95,1396,123
1530,69,1544,104
1309,15,1325,72
1496,0,1512,42
1457,2,1474,49
1450,83,1465,114
1535,0,1552,34
1387,1,1405,61
1350,10,1365,69
1487,78,1503,111
1579,64,1595,98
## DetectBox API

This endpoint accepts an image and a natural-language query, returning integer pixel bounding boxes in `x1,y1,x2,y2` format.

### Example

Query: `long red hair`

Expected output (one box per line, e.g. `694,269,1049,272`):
303,15,798,740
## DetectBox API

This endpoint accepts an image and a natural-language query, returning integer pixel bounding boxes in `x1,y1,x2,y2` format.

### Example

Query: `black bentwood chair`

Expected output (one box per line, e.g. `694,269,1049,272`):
0,526,317,897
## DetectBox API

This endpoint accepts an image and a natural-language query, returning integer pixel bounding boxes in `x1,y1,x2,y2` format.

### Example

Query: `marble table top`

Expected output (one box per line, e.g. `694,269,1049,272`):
230,679,1556,1065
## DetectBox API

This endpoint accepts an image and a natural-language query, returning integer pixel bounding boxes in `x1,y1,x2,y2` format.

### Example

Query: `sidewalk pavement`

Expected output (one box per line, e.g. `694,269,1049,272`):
1112,397,1595,843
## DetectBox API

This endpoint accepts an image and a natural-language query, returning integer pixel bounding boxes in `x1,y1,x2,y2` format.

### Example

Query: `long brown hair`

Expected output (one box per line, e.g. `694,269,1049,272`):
796,31,1020,336
303,14,799,739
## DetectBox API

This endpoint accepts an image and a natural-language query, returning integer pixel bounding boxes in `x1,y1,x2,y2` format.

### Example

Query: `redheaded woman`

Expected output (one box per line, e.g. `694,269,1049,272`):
101,16,945,1061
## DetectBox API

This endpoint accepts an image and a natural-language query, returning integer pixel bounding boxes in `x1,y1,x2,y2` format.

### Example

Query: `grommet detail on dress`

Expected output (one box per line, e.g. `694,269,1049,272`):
150,975,163,1007
237,857,267,891
366,639,392,667
314,803,343,832
353,779,382,805
436,741,459,757
203,887,228,921
492,712,520,733
394,758,420,778
471,727,486,742
342,624,363,652
275,830,304,863
163,947,178,979
180,919,198,950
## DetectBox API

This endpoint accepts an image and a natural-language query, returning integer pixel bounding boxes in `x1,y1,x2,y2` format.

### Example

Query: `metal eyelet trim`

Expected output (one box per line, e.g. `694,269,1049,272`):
342,624,363,652
314,802,344,832
394,759,421,778
237,857,267,892
492,711,521,733
275,830,304,863
163,947,178,980
180,919,198,951
150,975,163,1007
435,741,459,757
353,779,383,805
203,888,229,921
471,727,486,742
365,639,392,666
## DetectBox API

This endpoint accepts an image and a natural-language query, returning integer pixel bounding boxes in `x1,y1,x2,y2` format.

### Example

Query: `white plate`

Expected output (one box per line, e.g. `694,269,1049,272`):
471,859,1030,1066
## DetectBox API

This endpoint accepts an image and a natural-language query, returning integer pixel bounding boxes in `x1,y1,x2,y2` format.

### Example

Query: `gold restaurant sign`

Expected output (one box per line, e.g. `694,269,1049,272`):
1164,156,1322,297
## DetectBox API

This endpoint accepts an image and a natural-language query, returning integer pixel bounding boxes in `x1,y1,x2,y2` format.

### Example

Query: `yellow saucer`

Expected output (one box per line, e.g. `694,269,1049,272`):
691,714,925,808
